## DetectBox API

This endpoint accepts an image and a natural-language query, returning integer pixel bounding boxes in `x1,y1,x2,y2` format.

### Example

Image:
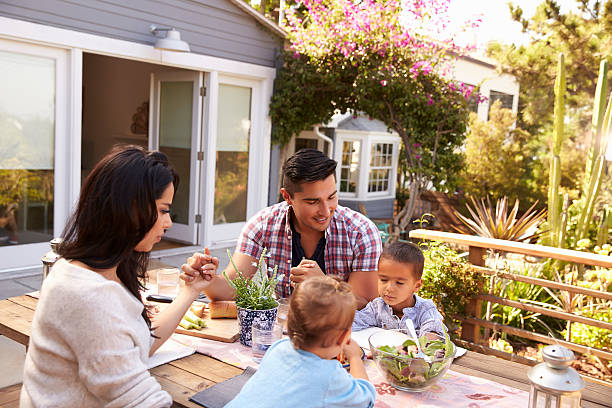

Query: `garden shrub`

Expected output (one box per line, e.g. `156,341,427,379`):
420,241,482,328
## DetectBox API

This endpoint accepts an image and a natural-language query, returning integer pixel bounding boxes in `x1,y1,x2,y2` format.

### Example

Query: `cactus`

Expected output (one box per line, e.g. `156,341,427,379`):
575,60,610,242
547,53,565,246
547,56,611,248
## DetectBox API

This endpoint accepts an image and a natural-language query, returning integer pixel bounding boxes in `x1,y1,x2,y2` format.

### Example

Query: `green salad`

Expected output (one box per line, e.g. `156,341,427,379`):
374,334,455,389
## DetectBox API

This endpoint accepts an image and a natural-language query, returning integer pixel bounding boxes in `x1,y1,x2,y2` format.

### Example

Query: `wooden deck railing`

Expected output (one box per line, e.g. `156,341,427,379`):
409,229,612,362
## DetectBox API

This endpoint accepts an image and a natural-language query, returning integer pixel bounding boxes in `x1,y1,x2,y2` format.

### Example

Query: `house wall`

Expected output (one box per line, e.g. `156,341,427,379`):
339,198,395,219
452,56,519,121
0,0,281,67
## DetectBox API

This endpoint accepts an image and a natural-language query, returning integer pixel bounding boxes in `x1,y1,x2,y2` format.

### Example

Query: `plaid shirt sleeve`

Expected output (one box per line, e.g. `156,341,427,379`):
236,212,265,260
351,217,383,272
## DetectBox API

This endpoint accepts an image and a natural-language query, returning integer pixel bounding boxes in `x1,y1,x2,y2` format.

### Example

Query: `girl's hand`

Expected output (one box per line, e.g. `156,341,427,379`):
342,339,363,362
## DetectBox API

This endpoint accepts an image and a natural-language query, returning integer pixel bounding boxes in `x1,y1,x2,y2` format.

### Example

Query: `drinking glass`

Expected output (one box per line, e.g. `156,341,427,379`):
157,268,180,297
276,298,290,332
251,322,282,362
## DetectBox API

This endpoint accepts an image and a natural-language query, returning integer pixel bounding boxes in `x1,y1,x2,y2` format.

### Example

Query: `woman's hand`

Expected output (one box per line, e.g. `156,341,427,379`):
180,248,219,295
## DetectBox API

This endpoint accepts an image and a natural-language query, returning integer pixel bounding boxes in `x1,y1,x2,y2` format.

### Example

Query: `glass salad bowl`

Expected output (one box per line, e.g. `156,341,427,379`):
369,329,456,392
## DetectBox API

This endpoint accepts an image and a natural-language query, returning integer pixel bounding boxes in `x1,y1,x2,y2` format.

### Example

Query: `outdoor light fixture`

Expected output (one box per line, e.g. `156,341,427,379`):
527,345,585,408
150,25,190,52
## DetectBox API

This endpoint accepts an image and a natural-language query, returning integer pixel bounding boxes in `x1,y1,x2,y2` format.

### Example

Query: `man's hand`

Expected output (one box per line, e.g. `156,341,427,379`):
180,248,219,285
289,259,324,285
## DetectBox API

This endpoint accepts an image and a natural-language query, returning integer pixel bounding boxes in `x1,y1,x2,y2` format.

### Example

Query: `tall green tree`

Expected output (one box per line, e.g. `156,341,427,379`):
270,0,479,238
460,101,535,203
488,0,612,135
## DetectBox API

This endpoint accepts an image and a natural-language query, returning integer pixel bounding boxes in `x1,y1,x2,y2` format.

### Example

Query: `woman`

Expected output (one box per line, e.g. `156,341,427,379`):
21,146,215,407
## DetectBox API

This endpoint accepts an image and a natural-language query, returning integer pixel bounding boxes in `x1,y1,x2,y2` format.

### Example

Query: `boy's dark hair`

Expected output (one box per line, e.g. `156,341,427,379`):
281,148,337,196
380,241,425,279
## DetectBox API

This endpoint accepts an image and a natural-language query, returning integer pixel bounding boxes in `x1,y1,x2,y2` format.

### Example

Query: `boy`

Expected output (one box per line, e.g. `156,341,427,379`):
352,241,446,336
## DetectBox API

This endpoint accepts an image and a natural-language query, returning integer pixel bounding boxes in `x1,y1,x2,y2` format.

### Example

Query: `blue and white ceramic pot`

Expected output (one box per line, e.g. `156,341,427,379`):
237,304,278,347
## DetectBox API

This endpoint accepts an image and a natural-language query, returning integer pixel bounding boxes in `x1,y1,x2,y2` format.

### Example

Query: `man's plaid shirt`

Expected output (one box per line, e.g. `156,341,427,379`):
236,201,382,297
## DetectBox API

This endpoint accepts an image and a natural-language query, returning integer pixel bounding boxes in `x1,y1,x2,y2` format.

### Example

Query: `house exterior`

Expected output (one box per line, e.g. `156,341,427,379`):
0,0,285,274
271,54,519,220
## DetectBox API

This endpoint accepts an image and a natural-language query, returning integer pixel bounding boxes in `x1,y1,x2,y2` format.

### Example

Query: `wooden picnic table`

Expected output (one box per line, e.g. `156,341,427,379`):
1,294,610,408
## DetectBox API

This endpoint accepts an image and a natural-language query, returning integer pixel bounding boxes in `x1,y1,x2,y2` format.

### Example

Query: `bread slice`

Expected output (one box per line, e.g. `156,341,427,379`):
209,301,238,318
190,302,207,318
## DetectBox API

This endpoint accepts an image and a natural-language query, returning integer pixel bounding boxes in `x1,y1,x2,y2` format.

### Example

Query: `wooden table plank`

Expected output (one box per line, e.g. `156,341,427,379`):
154,375,202,408
8,295,39,311
0,300,34,346
151,362,214,392
0,383,21,406
169,354,243,384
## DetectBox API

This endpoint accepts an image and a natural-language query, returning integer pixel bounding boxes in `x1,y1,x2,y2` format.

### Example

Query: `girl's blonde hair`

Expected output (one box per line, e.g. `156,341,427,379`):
287,276,356,349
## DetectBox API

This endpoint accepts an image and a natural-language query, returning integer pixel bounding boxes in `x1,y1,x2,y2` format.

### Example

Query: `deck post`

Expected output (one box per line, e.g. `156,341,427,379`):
462,245,485,344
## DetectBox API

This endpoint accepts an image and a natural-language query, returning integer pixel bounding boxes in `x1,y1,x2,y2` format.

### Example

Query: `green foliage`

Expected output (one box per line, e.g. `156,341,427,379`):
460,101,540,203
486,263,562,336
223,249,279,310
488,0,612,135
565,309,612,351
453,196,547,242
420,242,483,324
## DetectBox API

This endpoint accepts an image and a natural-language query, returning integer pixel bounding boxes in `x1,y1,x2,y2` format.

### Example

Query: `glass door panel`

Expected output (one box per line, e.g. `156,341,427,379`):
150,71,202,244
0,50,55,246
159,81,193,225
213,84,251,225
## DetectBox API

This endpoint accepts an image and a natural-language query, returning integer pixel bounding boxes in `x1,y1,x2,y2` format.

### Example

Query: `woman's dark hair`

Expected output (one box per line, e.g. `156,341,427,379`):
380,241,425,279
58,145,178,331
282,148,337,196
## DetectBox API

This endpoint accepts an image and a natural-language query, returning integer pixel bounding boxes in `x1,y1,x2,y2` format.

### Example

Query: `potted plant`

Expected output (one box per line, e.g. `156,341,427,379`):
224,248,279,346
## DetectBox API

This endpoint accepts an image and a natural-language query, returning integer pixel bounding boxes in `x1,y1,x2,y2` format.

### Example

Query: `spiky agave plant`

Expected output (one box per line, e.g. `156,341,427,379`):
453,196,547,242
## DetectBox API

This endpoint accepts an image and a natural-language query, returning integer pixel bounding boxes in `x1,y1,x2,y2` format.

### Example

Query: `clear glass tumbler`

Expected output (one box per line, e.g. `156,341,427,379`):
251,322,282,362
276,298,290,332
157,268,180,297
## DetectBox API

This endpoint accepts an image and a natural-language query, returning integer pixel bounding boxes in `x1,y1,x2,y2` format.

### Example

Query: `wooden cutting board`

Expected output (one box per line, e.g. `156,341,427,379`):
152,301,239,343
174,316,239,343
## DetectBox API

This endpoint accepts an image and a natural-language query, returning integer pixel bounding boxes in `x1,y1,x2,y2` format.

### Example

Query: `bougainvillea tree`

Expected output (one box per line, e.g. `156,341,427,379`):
269,0,481,239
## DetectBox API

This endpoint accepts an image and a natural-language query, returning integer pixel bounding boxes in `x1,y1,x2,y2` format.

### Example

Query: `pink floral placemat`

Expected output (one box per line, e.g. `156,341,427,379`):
171,334,529,407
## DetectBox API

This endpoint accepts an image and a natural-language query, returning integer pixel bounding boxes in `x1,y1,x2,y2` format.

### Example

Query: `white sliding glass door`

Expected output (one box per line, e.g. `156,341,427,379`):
0,39,70,271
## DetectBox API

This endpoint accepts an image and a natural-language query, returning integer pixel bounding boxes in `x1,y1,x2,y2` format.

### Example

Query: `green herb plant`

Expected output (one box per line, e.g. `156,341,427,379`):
223,248,279,310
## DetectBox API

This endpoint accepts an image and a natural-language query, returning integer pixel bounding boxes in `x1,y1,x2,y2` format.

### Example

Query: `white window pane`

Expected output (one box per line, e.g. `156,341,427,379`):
214,84,251,224
0,50,55,245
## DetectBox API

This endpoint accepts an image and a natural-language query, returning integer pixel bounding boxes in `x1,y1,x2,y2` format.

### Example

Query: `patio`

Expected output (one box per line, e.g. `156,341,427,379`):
1,235,611,407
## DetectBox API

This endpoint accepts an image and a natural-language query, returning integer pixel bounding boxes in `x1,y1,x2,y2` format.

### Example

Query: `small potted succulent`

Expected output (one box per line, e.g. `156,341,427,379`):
224,248,279,346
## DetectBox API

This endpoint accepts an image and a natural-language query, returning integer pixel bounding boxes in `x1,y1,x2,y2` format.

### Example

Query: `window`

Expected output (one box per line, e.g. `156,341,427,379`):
368,143,393,193
295,138,318,152
464,83,479,114
488,90,514,119
0,49,56,245
214,84,252,224
339,141,360,193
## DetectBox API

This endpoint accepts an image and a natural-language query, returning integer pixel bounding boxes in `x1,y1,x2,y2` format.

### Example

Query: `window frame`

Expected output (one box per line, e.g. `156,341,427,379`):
334,129,400,201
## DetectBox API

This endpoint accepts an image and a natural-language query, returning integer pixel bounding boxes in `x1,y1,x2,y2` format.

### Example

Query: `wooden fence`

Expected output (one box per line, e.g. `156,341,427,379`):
409,229,612,362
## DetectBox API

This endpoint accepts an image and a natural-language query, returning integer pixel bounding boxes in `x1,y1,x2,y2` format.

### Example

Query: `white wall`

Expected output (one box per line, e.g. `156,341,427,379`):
452,56,520,122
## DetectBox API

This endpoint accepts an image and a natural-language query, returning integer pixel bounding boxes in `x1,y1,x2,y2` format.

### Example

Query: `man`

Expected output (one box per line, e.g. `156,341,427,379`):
181,149,382,308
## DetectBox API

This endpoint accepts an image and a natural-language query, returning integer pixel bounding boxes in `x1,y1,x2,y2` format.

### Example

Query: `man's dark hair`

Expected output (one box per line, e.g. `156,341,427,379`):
380,241,425,279
282,148,337,195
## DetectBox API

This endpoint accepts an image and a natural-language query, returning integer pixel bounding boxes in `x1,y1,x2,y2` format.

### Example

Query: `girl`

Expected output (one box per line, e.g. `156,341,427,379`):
21,146,215,407
226,276,376,408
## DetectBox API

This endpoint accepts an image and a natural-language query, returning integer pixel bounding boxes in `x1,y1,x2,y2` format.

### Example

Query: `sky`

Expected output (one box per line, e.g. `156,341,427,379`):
446,0,581,49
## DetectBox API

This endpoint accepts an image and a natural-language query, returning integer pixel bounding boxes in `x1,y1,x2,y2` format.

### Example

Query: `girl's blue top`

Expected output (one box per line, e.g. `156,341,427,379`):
225,338,375,408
